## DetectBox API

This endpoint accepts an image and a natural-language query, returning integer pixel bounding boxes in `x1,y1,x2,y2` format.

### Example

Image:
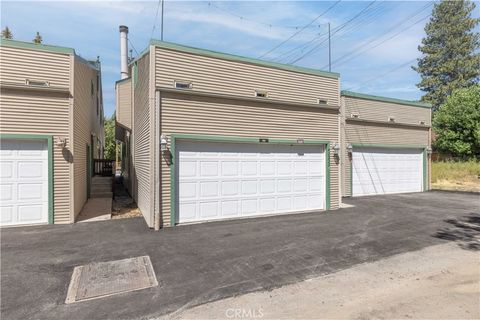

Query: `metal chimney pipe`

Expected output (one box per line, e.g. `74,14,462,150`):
119,25,129,79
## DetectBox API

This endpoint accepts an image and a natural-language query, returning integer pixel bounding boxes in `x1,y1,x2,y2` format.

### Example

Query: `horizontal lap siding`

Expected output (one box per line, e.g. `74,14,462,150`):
344,96,431,126
0,91,71,223
133,54,153,226
344,122,430,196
0,46,70,88
116,79,132,129
72,59,97,218
160,93,340,227
155,48,339,106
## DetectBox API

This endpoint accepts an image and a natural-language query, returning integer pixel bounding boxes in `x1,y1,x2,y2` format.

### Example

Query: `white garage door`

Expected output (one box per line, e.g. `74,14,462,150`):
1,139,49,226
352,147,424,196
177,141,326,224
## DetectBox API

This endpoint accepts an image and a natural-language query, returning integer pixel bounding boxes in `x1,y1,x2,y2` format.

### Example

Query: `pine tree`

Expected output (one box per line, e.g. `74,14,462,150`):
413,0,480,111
33,31,43,44
1,26,13,39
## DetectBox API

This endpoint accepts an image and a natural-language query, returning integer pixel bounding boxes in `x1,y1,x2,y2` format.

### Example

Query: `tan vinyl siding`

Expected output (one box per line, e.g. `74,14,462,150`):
343,122,430,196
133,53,153,226
343,96,431,126
0,90,72,223
0,45,70,88
72,59,99,217
155,48,339,106
116,78,132,130
160,92,340,227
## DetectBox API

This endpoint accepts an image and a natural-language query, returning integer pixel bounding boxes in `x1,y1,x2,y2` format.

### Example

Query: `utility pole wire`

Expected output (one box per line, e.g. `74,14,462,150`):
289,0,377,64
345,58,417,91
207,2,322,30
327,1,434,69
150,0,162,40
128,38,140,56
258,0,342,59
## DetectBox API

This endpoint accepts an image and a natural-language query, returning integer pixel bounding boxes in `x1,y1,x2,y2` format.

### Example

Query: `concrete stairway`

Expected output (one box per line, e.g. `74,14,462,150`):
91,176,113,198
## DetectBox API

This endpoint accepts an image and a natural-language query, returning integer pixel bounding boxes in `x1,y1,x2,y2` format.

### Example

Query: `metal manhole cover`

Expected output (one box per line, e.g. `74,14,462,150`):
65,256,158,304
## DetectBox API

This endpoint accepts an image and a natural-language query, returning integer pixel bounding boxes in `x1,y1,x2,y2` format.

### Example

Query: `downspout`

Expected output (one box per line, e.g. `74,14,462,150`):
154,90,161,230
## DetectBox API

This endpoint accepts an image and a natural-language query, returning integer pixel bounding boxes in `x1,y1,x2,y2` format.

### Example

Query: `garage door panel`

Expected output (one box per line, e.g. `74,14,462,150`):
1,161,14,178
177,141,325,223
353,147,423,196
222,200,239,216
0,139,49,226
17,183,45,200
18,204,44,222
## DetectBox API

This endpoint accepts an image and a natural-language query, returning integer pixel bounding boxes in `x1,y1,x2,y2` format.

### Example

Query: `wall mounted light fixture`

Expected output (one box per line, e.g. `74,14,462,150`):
55,137,67,148
160,134,168,152
346,144,353,155
332,143,340,156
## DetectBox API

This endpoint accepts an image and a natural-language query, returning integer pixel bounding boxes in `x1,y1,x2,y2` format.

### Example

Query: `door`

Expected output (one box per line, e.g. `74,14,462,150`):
352,147,424,196
176,141,326,224
0,139,49,226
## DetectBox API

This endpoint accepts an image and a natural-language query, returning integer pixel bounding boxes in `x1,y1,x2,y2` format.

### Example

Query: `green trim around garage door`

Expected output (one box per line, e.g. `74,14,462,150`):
349,143,429,196
169,133,331,226
0,133,54,224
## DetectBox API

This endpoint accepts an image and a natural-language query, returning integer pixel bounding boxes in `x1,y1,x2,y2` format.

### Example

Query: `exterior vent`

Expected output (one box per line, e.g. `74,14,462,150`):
317,99,328,105
388,116,395,122
174,81,192,89
419,120,426,125
350,113,359,119
25,79,50,87
255,90,268,98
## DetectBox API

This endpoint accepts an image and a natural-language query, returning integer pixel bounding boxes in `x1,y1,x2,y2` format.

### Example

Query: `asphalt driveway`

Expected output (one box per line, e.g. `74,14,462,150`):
1,191,479,320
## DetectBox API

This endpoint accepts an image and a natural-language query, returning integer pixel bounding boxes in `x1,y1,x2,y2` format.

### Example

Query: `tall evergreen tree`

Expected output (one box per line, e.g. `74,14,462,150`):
33,31,42,44
413,0,480,111
1,26,13,39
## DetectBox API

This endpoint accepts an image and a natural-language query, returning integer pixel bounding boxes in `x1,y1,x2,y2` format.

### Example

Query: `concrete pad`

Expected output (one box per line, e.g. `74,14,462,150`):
169,243,479,320
77,198,112,222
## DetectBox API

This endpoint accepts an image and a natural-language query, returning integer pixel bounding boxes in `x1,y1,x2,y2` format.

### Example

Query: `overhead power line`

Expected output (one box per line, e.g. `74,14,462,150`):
345,58,417,90
128,39,140,56
288,0,377,64
150,0,162,40
207,2,323,30
274,0,386,63
258,0,342,59
327,1,434,69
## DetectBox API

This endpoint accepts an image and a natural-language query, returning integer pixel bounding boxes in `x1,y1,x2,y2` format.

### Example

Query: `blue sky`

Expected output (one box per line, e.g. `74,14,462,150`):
2,0,469,117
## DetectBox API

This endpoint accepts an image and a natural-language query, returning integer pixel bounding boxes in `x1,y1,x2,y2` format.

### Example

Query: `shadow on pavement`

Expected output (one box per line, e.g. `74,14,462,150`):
434,213,480,251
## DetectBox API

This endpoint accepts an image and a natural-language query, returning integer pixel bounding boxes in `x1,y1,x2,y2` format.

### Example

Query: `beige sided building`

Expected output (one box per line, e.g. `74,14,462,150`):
340,91,432,197
117,40,342,229
0,39,105,226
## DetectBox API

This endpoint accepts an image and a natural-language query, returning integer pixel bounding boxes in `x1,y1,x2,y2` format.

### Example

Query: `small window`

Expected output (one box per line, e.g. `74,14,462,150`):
174,81,192,89
25,79,50,87
317,98,328,105
255,90,268,98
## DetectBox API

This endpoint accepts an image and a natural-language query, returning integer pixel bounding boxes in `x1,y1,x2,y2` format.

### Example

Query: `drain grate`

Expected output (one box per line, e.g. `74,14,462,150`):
65,256,158,304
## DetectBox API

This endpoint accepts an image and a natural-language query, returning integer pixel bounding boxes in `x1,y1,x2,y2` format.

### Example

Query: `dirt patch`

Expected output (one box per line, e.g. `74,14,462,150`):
112,197,142,219
432,179,480,193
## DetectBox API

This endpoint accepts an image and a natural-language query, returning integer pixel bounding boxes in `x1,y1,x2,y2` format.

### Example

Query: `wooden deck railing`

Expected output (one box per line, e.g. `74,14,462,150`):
93,159,115,176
